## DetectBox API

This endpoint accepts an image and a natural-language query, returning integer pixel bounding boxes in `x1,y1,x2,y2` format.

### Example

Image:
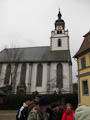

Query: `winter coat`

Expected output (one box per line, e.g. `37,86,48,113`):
62,110,75,120
16,103,28,120
74,105,90,120
46,108,57,120
27,106,57,120
57,111,64,120
27,108,37,120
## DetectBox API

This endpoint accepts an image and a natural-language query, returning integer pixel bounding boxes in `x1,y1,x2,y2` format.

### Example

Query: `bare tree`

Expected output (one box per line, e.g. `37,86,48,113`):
0,46,24,93
47,70,65,94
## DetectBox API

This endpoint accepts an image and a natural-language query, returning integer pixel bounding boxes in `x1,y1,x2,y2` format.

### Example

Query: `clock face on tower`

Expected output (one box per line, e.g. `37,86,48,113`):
56,26,63,30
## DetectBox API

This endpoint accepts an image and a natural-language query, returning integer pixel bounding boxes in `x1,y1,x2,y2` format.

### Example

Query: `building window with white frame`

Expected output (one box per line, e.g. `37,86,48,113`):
82,80,89,95
81,57,86,69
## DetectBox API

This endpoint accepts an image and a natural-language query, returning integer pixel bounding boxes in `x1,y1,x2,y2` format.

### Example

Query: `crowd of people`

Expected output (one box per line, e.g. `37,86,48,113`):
16,96,90,120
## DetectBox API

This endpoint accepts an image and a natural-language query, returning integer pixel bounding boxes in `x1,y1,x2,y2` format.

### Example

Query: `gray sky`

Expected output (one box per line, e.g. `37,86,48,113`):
0,0,90,82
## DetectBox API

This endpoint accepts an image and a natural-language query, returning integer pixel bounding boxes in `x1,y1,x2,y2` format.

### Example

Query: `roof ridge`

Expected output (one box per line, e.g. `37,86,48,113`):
4,46,50,50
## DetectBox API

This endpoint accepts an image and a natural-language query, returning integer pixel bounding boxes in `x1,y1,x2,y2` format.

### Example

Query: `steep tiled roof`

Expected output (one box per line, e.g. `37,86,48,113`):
74,31,90,58
0,46,71,63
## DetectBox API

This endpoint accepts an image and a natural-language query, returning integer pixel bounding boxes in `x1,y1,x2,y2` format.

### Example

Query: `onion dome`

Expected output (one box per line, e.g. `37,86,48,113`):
55,9,65,30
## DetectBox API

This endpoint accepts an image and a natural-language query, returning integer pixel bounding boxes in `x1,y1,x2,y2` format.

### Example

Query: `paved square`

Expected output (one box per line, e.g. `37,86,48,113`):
0,115,15,120
0,111,16,120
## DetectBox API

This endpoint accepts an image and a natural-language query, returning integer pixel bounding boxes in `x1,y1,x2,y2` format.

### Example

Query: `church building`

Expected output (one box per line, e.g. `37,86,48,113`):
0,10,72,94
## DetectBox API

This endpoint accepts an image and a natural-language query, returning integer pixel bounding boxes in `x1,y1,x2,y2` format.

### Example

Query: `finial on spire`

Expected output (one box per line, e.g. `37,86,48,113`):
58,8,62,19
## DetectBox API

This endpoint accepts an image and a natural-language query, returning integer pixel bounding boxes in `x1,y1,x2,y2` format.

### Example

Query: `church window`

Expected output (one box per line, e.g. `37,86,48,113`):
58,39,62,47
56,63,63,90
12,63,18,85
20,63,26,86
36,64,43,87
4,64,11,85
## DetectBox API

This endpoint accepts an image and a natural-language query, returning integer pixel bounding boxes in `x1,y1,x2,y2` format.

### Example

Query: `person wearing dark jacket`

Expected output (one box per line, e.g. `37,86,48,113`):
27,96,56,120
16,100,31,120
59,106,64,120
52,104,64,120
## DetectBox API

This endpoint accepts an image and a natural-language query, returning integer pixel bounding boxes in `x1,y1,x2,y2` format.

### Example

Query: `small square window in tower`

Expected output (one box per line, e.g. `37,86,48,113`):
58,39,62,47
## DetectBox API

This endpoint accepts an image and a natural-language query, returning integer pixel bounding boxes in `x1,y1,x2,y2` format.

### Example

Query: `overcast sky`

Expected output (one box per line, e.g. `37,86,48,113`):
0,0,90,82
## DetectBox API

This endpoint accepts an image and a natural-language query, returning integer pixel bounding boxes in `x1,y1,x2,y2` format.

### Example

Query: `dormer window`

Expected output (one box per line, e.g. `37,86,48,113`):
58,39,62,47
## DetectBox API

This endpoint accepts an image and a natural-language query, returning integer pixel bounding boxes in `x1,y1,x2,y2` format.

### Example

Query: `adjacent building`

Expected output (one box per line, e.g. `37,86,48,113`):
0,10,72,94
72,83,78,94
74,31,90,106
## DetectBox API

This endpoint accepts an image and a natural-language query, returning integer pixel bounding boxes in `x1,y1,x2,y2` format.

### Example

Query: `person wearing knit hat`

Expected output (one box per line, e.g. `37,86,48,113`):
38,96,58,120
27,96,51,120
74,105,90,120
39,96,50,108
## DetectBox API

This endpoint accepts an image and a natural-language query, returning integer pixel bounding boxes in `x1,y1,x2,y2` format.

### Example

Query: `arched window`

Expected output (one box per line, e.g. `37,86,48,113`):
4,64,11,85
57,31,59,34
12,63,18,85
56,63,63,89
20,63,26,86
36,64,43,87
58,39,62,47
57,31,62,34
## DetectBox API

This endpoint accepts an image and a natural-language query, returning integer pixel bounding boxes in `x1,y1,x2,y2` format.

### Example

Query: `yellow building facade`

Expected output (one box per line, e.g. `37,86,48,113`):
74,31,90,106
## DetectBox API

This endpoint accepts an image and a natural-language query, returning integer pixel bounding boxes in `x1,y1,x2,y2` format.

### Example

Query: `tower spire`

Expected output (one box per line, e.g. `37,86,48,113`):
58,8,62,19
55,9,65,30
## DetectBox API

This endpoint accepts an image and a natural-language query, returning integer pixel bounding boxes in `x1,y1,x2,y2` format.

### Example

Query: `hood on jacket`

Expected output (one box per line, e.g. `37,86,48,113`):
74,105,90,120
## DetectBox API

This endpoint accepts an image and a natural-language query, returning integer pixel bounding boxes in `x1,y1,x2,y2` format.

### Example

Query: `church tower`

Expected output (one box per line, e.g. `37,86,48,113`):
51,9,69,51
